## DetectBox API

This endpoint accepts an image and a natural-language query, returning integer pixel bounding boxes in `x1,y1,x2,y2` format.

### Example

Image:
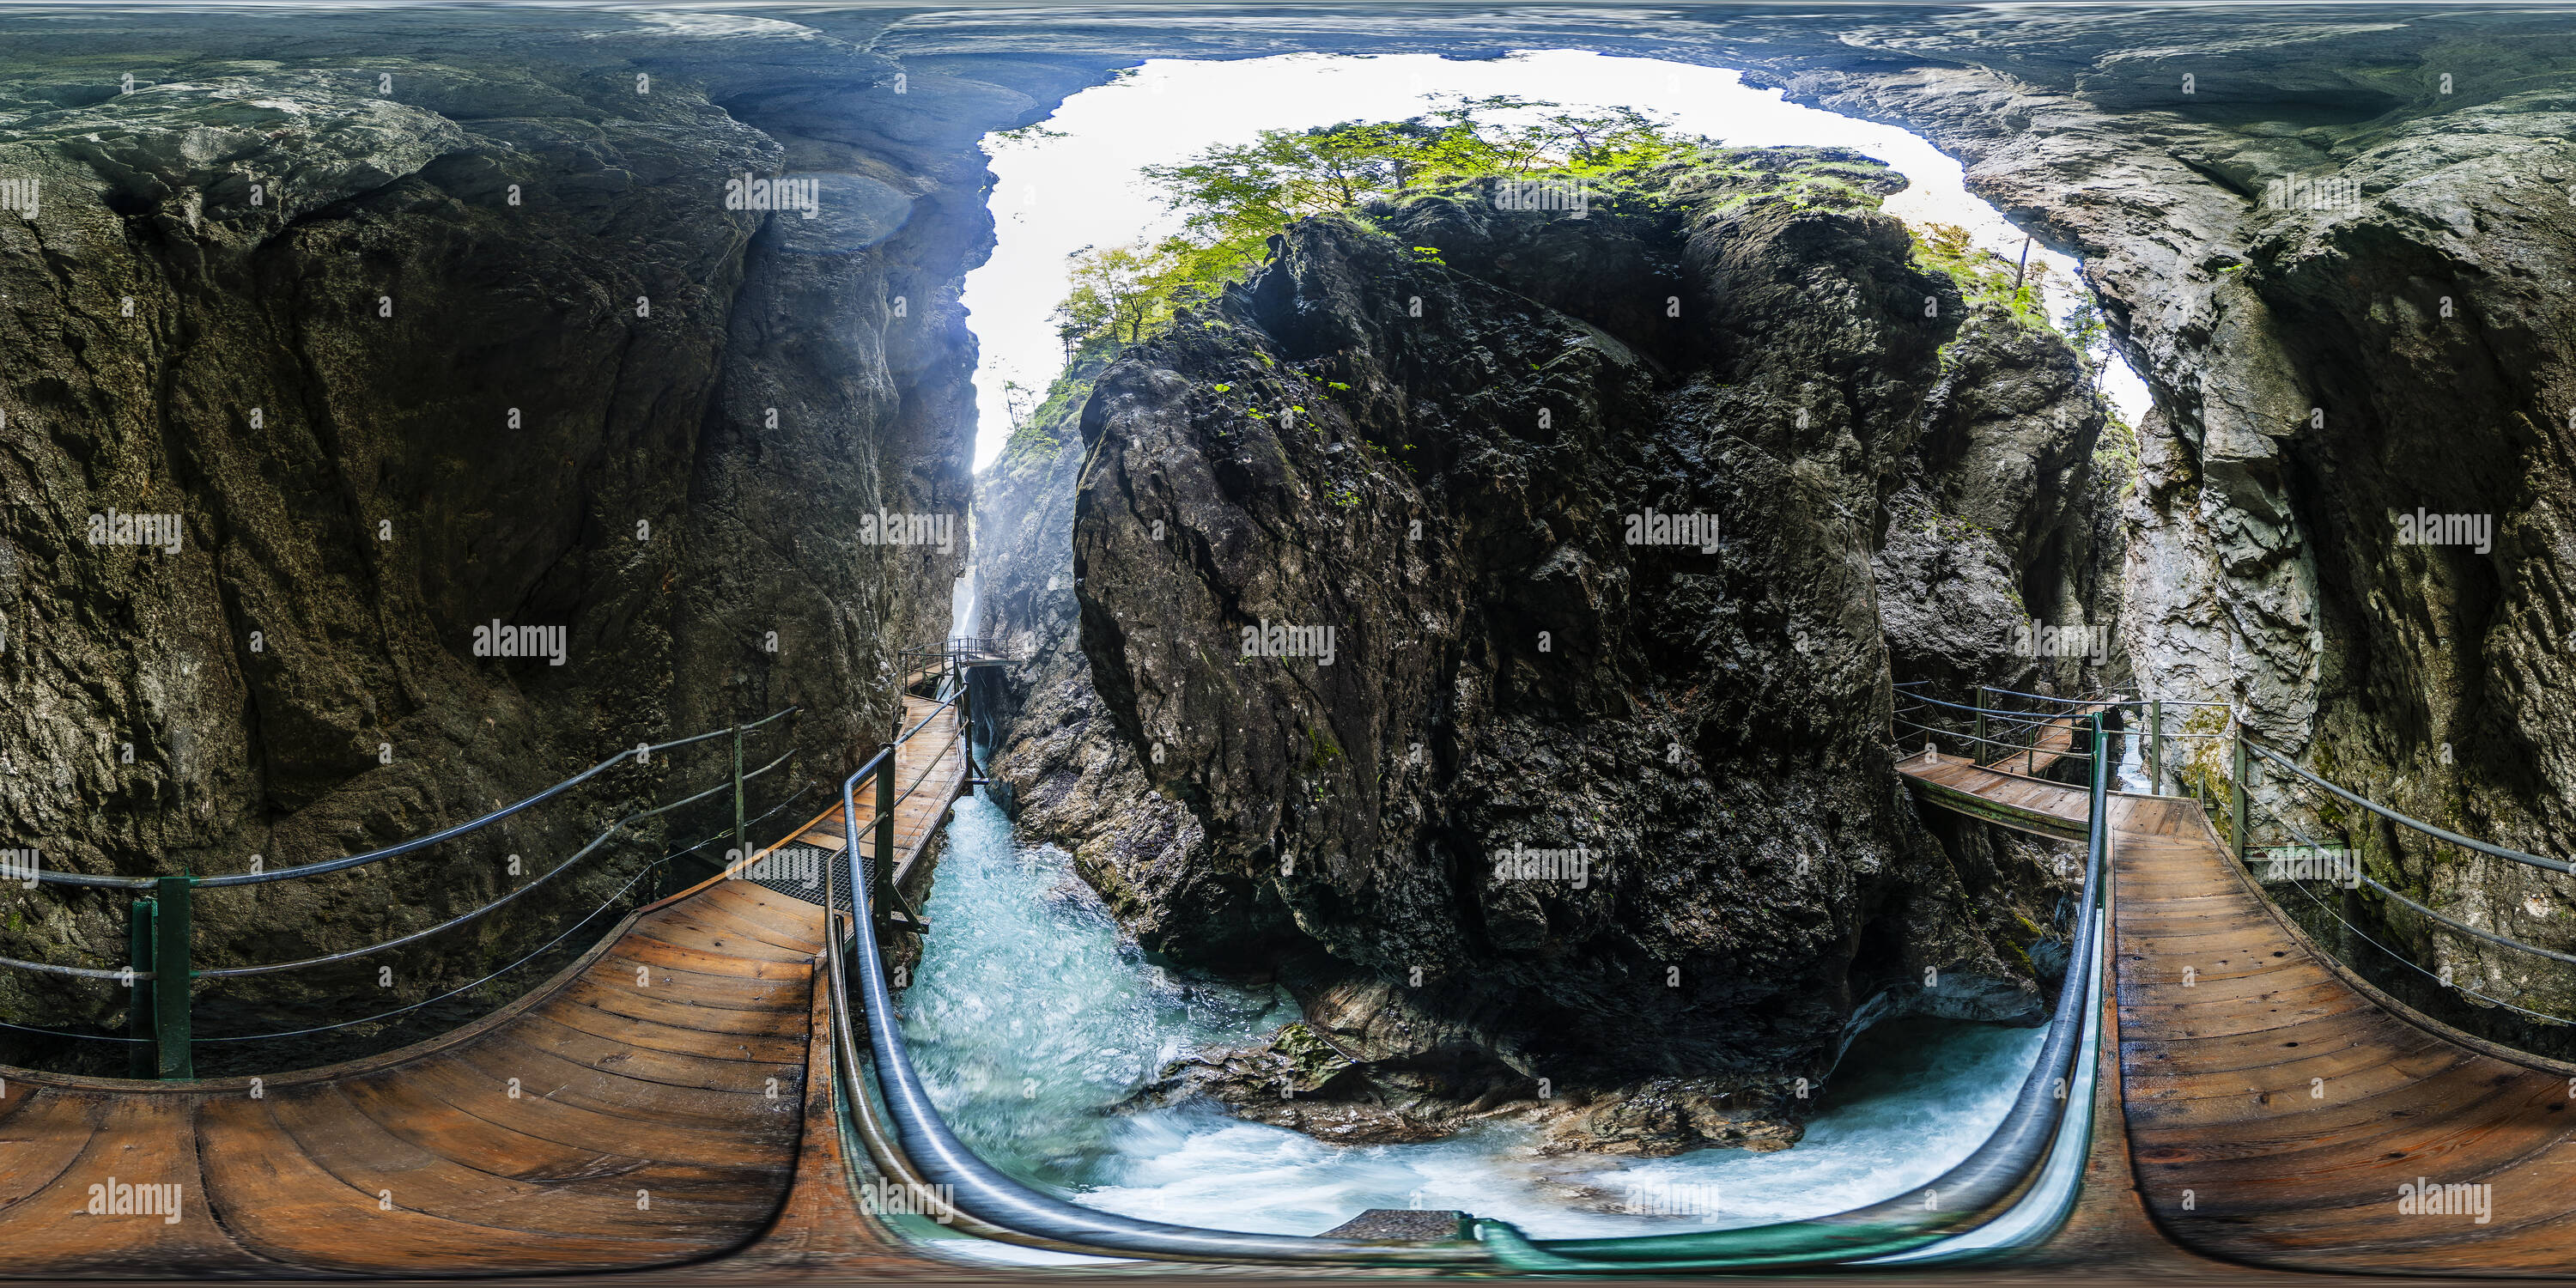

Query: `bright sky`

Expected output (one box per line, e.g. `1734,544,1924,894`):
962,50,2152,471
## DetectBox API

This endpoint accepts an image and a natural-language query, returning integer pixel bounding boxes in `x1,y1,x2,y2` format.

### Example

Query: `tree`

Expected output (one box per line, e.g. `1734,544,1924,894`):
2061,298,2112,393
1910,221,2058,330
1001,378,1037,431
1052,240,1189,351
1091,97,1725,340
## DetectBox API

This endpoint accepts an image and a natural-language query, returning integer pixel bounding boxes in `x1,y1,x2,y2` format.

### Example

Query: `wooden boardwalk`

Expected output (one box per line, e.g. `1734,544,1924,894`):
0,697,971,1279
766,695,969,906
1902,756,2576,1276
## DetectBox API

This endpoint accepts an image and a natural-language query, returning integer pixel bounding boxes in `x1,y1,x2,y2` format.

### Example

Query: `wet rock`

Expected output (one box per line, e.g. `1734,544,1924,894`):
1058,154,2098,1150
0,22,1025,1071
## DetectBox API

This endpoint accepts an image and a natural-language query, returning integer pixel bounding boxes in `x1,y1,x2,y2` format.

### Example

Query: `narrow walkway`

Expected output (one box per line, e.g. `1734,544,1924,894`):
1901,754,2576,1276
0,697,971,1279
765,695,968,907
0,881,834,1276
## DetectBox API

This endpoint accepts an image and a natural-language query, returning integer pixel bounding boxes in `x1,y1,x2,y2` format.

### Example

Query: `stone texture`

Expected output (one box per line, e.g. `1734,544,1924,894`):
1038,156,2097,1151
0,15,1034,1072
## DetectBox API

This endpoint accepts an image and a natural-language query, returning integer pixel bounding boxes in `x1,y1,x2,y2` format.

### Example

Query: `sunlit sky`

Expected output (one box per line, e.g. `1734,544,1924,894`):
962,50,2152,471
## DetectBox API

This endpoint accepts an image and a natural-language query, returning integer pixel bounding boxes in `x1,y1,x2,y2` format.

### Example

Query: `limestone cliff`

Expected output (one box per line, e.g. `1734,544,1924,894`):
0,15,1033,1072
977,153,2111,1153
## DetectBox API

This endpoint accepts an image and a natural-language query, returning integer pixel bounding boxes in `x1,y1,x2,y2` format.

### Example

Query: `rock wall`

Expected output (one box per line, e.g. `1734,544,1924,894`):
1013,155,2108,1152
0,13,1035,1071
888,3,2576,1048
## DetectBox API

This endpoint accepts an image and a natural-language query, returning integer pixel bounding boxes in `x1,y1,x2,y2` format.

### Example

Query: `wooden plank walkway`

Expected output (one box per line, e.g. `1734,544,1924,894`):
765,695,968,898
1904,755,2576,1276
0,696,973,1278
0,881,834,1276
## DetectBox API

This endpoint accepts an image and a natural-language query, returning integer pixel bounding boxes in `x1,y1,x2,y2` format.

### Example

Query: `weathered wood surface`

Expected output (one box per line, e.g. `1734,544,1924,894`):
1905,759,2576,1276
0,703,975,1279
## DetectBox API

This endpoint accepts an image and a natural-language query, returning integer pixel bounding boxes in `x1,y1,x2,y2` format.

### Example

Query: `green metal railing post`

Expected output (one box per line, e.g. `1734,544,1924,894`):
126,898,155,1078
2231,726,2250,863
959,661,980,780
732,722,747,878
1973,688,1988,765
2148,698,2164,794
874,742,897,926
153,875,192,1079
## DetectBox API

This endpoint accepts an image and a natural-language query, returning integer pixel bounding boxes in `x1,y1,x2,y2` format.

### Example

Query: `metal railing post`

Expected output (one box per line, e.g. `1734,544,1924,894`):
732,722,747,878
959,664,980,780
875,741,897,926
2090,714,2108,829
2232,726,2251,863
2148,698,2164,794
127,898,155,1078
1974,688,1988,765
153,875,192,1079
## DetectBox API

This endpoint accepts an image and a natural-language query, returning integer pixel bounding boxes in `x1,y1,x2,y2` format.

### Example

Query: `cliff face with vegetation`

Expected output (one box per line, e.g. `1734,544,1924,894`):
13,2,2576,1081
907,5,2576,1049
980,153,2111,1152
0,14,1029,1070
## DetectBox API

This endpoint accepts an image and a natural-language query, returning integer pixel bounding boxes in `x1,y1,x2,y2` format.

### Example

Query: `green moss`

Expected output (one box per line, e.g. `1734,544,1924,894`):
1304,723,1346,772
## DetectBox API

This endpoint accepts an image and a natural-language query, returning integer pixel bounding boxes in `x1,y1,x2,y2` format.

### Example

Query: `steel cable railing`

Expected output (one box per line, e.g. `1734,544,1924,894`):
0,707,800,1077
820,697,2114,1271
2233,740,2576,1029
195,747,797,980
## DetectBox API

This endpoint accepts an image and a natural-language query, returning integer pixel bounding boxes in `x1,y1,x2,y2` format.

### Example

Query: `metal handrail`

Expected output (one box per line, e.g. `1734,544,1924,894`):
0,783,814,1046
2245,740,2576,877
2253,795,2576,969
819,702,2111,1269
0,711,799,978
13,707,799,891
196,747,796,979
0,707,801,1078
826,748,1490,1267
1893,717,2092,762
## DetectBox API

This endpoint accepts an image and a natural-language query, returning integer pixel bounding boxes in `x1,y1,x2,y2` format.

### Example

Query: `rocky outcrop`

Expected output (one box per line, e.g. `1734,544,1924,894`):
1039,153,2101,1152
0,16,1042,1072
967,352,1260,964
1874,307,2126,700
881,2,2576,1052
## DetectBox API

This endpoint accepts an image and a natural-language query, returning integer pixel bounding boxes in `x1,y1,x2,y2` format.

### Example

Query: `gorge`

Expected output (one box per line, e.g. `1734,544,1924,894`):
4,0,2576,1246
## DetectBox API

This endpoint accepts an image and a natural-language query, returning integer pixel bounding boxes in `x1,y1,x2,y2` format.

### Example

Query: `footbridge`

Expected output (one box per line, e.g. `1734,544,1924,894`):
3,659,2573,1277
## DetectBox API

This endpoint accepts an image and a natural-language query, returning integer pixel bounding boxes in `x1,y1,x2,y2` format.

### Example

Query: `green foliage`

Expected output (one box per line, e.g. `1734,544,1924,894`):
1053,240,1194,351
2093,411,2142,498
1044,96,1721,353
1908,221,2057,330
